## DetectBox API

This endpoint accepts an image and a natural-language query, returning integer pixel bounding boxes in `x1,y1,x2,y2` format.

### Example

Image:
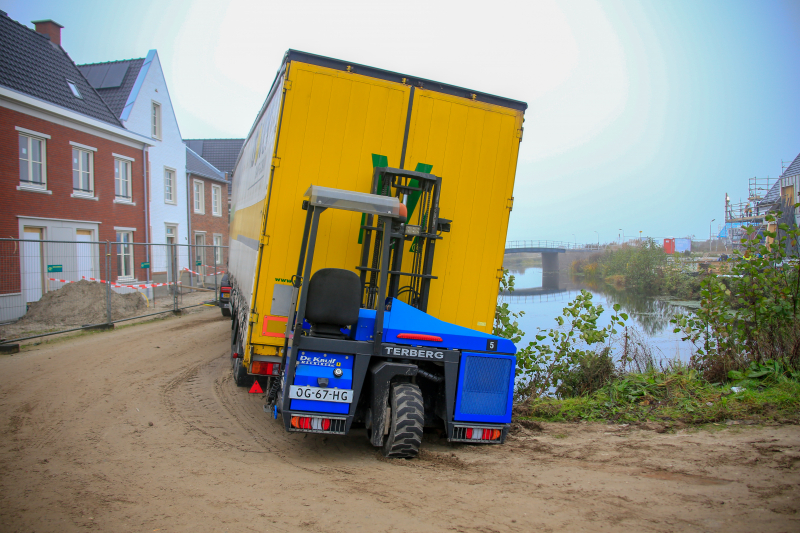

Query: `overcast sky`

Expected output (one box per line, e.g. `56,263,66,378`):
3,0,799,244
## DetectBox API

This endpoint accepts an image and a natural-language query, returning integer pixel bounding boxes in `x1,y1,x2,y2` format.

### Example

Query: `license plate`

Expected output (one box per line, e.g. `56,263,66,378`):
289,385,353,403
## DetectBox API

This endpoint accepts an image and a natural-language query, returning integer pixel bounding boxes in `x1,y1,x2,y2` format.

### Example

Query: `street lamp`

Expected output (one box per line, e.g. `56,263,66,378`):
619,229,623,244
571,233,576,248
710,218,715,252
594,230,599,248
639,230,642,242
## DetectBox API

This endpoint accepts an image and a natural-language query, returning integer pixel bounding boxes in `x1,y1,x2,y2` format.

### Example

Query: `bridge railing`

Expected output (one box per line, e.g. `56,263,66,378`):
505,240,601,251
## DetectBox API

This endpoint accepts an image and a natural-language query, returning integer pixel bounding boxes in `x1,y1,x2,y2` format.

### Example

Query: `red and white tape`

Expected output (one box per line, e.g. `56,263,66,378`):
48,277,181,289
82,276,181,289
183,267,225,276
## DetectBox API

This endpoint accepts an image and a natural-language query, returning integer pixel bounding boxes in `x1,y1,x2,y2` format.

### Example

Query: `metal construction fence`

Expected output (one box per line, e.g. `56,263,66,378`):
0,238,228,345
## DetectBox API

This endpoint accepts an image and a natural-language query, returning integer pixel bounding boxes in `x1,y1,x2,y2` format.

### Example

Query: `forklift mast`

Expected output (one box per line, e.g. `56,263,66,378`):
357,168,451,313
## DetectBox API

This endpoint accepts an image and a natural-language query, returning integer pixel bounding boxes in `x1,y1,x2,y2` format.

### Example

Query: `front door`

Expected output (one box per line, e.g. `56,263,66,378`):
76,229,94,280
195,233,205,286
165,225,177,284
22,227,44,303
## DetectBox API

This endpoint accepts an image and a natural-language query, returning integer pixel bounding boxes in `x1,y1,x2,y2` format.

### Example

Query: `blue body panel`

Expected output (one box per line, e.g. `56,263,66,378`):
454,352,515,423
290,351,353,414
352,299,515,354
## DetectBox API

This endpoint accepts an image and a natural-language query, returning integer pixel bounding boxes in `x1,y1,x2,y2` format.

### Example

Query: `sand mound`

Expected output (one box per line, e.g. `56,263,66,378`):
20,280,146,327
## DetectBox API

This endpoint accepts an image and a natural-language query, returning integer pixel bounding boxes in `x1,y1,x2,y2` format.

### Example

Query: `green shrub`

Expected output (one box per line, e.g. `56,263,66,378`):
672,206,800,382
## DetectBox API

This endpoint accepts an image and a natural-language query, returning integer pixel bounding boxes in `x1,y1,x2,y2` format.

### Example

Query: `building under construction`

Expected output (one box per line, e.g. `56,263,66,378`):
721,152,800,250
721,176,774,248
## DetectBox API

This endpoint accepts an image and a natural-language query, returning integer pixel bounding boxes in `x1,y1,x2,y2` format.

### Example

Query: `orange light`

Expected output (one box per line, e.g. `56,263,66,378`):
291,416,300,428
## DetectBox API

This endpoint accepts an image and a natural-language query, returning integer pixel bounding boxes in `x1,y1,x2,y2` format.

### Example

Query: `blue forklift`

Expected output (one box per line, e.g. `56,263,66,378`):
268,169,516,458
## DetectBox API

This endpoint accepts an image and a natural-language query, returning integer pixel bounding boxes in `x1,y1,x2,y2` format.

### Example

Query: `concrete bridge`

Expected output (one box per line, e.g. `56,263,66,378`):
505,240,600,272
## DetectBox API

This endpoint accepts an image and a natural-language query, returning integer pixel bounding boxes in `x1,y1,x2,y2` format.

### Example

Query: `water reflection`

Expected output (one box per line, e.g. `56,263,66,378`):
502,266,694,361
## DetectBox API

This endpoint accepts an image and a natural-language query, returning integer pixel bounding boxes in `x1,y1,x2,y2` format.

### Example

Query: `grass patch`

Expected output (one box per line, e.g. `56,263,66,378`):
516,370,800,425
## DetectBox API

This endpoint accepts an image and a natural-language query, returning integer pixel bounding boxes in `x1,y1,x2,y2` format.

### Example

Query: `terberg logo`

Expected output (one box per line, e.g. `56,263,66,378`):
384,346,444,360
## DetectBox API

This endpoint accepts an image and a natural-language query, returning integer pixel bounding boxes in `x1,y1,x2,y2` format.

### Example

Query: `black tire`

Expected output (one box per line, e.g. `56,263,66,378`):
230,317,239,369
382,383,424,458
232,357,249,387
230,316,247,386
221,306,231,317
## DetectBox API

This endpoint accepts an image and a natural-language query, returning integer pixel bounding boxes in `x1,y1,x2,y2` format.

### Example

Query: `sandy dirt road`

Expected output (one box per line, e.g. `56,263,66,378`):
1,309,798,532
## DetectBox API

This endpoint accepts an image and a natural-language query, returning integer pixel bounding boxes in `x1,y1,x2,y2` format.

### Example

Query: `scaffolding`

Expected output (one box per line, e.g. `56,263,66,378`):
722,176,775,249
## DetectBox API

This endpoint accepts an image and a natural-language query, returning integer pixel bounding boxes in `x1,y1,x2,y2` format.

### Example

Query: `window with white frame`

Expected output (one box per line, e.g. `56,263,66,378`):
116,231,134,280
164,168,175,204
152,101,161,139
214,234,223,265
19,134,46,187
212,184,221,216
193,180,205,214
72,148,93,195
115,158,132,199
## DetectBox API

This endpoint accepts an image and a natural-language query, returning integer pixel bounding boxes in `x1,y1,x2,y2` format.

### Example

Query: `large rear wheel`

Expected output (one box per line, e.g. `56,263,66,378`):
382,383,424,458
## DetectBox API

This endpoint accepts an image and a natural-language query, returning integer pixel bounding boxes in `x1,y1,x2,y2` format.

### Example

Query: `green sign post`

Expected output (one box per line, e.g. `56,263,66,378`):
47,265,62,273
140,261,150,269
196,260,201,266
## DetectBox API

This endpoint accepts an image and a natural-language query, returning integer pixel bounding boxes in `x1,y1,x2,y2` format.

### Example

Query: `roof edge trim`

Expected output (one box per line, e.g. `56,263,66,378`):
120,49,155,122
1,86,154,145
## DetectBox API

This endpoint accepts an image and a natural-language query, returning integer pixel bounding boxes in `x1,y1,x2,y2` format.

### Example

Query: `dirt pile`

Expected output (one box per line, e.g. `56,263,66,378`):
18,280,146,327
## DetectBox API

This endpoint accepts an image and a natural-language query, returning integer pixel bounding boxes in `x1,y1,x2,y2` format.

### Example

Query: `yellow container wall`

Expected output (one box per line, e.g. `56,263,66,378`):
242,61,523,352
402,91,523,332
249,62,410,348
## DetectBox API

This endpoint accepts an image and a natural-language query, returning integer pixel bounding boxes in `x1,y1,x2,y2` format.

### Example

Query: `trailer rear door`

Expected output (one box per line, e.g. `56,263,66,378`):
402,90,523,333
249,62,411,350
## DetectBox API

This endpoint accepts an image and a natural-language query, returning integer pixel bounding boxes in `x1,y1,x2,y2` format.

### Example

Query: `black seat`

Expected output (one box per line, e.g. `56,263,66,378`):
305,268,362,338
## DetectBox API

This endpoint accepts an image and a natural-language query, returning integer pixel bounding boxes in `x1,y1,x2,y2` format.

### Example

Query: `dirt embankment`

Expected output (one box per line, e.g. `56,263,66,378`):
0,309,798,532
10,280,145,329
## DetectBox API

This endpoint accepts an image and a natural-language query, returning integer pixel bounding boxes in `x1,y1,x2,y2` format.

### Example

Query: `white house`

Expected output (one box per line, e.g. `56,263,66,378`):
79,51,189,277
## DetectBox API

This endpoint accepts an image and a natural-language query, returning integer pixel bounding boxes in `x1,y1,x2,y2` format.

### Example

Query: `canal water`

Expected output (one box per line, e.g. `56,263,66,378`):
503,267,695,364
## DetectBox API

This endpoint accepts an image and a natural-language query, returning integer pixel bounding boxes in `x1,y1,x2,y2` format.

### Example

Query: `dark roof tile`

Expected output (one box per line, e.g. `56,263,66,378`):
0,13,122,125
186,146,227,183
781,151,800,179
78,58,144,118
182,138,244,176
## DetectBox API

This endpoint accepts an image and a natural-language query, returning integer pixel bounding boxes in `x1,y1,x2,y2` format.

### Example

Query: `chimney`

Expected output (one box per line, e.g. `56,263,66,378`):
32,19,63,46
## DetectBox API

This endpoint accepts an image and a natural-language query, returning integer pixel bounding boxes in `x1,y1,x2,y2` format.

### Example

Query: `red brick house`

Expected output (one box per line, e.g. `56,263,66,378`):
186,146,229,276
0,13,152,320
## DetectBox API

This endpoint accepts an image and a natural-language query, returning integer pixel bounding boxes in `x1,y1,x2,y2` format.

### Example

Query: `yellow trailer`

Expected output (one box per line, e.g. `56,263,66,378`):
227,50,526,383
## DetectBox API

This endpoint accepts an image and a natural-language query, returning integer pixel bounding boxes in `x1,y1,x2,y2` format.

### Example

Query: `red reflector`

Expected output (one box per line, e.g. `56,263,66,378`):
232,352,239,359
221,286,232,290
464,427,502,440
397,333,443,342
251,362,281,376
249,380,263,394
290,416,333,431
